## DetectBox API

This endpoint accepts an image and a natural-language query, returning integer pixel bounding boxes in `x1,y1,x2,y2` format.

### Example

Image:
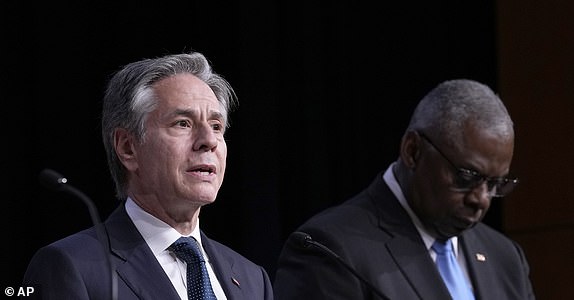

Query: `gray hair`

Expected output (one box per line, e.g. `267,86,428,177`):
101,51,237,200
407,79,513,146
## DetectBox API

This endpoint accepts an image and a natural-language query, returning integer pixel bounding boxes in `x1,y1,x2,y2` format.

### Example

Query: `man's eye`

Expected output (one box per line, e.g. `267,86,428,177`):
455,169,481,185
211,123,223,131
458,169,480,179
176,120,191,128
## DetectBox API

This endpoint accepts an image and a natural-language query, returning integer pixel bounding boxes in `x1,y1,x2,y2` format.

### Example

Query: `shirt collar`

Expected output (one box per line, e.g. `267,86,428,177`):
125,197,203,256
382,163,459,256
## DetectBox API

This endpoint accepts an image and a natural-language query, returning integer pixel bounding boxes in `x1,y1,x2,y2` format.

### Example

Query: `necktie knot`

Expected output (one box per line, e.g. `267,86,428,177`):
432,239,453,254
169,236,217,300
170,237,205,264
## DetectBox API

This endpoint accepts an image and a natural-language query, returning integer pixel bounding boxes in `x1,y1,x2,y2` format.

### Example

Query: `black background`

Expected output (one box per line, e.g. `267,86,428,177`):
2,1,498,286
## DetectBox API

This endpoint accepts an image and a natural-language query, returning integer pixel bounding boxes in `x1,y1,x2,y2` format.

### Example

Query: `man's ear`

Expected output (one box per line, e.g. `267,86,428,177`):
114,128,138,171
400,131,422,169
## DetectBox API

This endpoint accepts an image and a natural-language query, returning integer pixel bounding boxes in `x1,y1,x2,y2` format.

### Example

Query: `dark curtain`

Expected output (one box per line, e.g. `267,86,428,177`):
1,1,497,285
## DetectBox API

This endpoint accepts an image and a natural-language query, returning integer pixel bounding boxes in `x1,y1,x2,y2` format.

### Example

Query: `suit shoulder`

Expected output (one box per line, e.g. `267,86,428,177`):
471,222,513,241
207,238,263,267
30,227,102,261
467,222,525,252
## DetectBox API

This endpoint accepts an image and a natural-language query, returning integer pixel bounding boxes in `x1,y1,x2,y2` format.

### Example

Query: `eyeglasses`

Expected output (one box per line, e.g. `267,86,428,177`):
418,132,519,198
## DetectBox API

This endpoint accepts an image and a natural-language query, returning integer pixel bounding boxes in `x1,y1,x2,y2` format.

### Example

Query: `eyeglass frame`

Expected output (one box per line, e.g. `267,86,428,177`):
417,131,519,198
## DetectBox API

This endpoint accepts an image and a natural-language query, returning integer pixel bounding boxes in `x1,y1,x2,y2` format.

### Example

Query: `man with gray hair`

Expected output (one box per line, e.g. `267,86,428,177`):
274,79,535,299
23,51,274,299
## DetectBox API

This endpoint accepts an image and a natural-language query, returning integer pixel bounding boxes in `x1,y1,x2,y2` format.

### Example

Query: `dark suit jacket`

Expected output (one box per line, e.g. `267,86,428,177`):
23,204,273,300
273,171,535,300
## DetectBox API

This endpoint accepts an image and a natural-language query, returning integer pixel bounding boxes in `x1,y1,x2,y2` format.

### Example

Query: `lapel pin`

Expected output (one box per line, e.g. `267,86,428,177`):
232,277,241,287
475,253,486,262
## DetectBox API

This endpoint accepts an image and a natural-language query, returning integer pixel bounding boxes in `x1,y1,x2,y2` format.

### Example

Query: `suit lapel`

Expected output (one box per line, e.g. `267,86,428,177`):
386,236,451,300
368,174,453,300
201,232,243,300
460,231,497,300
104,205,181,299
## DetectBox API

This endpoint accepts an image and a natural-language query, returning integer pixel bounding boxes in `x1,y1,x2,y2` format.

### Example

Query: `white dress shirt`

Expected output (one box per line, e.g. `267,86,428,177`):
125,197,227,299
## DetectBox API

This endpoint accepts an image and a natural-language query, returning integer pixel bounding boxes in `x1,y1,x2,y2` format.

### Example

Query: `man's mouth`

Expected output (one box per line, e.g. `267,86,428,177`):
189,165,216,175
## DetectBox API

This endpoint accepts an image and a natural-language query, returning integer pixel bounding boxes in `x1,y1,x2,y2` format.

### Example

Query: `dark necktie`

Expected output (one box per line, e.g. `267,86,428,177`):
169,237,217,300
432,239,475,300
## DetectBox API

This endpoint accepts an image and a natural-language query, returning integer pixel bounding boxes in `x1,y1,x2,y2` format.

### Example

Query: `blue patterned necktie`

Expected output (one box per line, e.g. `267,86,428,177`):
170,237,217,300
432,239,475,300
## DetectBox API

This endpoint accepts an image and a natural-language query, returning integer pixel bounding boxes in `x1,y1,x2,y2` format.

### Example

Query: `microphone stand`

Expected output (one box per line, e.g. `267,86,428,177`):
292,232,390,300
39,169,118,300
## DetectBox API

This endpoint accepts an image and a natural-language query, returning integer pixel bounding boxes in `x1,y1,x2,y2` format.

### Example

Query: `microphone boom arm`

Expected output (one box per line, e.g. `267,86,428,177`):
292,232,390,300
38,169,118,300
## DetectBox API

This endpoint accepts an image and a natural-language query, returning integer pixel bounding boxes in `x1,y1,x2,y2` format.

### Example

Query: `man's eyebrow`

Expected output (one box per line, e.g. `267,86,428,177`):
209,110,225,122
171,108,225,121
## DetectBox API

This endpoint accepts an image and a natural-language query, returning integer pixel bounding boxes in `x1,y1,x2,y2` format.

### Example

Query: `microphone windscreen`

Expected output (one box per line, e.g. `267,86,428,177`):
290,231,313,249
38,168,68,191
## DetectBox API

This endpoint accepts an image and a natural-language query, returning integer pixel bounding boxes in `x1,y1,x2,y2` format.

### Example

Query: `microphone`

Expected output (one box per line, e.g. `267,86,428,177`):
38,169,118,300
290,231,390,300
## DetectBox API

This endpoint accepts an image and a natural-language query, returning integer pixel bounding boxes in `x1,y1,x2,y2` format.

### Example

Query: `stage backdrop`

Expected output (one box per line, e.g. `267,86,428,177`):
4,0,540,292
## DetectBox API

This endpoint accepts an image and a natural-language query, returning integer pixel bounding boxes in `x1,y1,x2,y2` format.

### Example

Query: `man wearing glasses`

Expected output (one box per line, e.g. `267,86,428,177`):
274,79,535,299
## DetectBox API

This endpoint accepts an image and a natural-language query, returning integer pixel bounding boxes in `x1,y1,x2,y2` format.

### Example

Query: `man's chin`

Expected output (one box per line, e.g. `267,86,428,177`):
186,185,220,203
433,222,476,239
194,196,217,206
